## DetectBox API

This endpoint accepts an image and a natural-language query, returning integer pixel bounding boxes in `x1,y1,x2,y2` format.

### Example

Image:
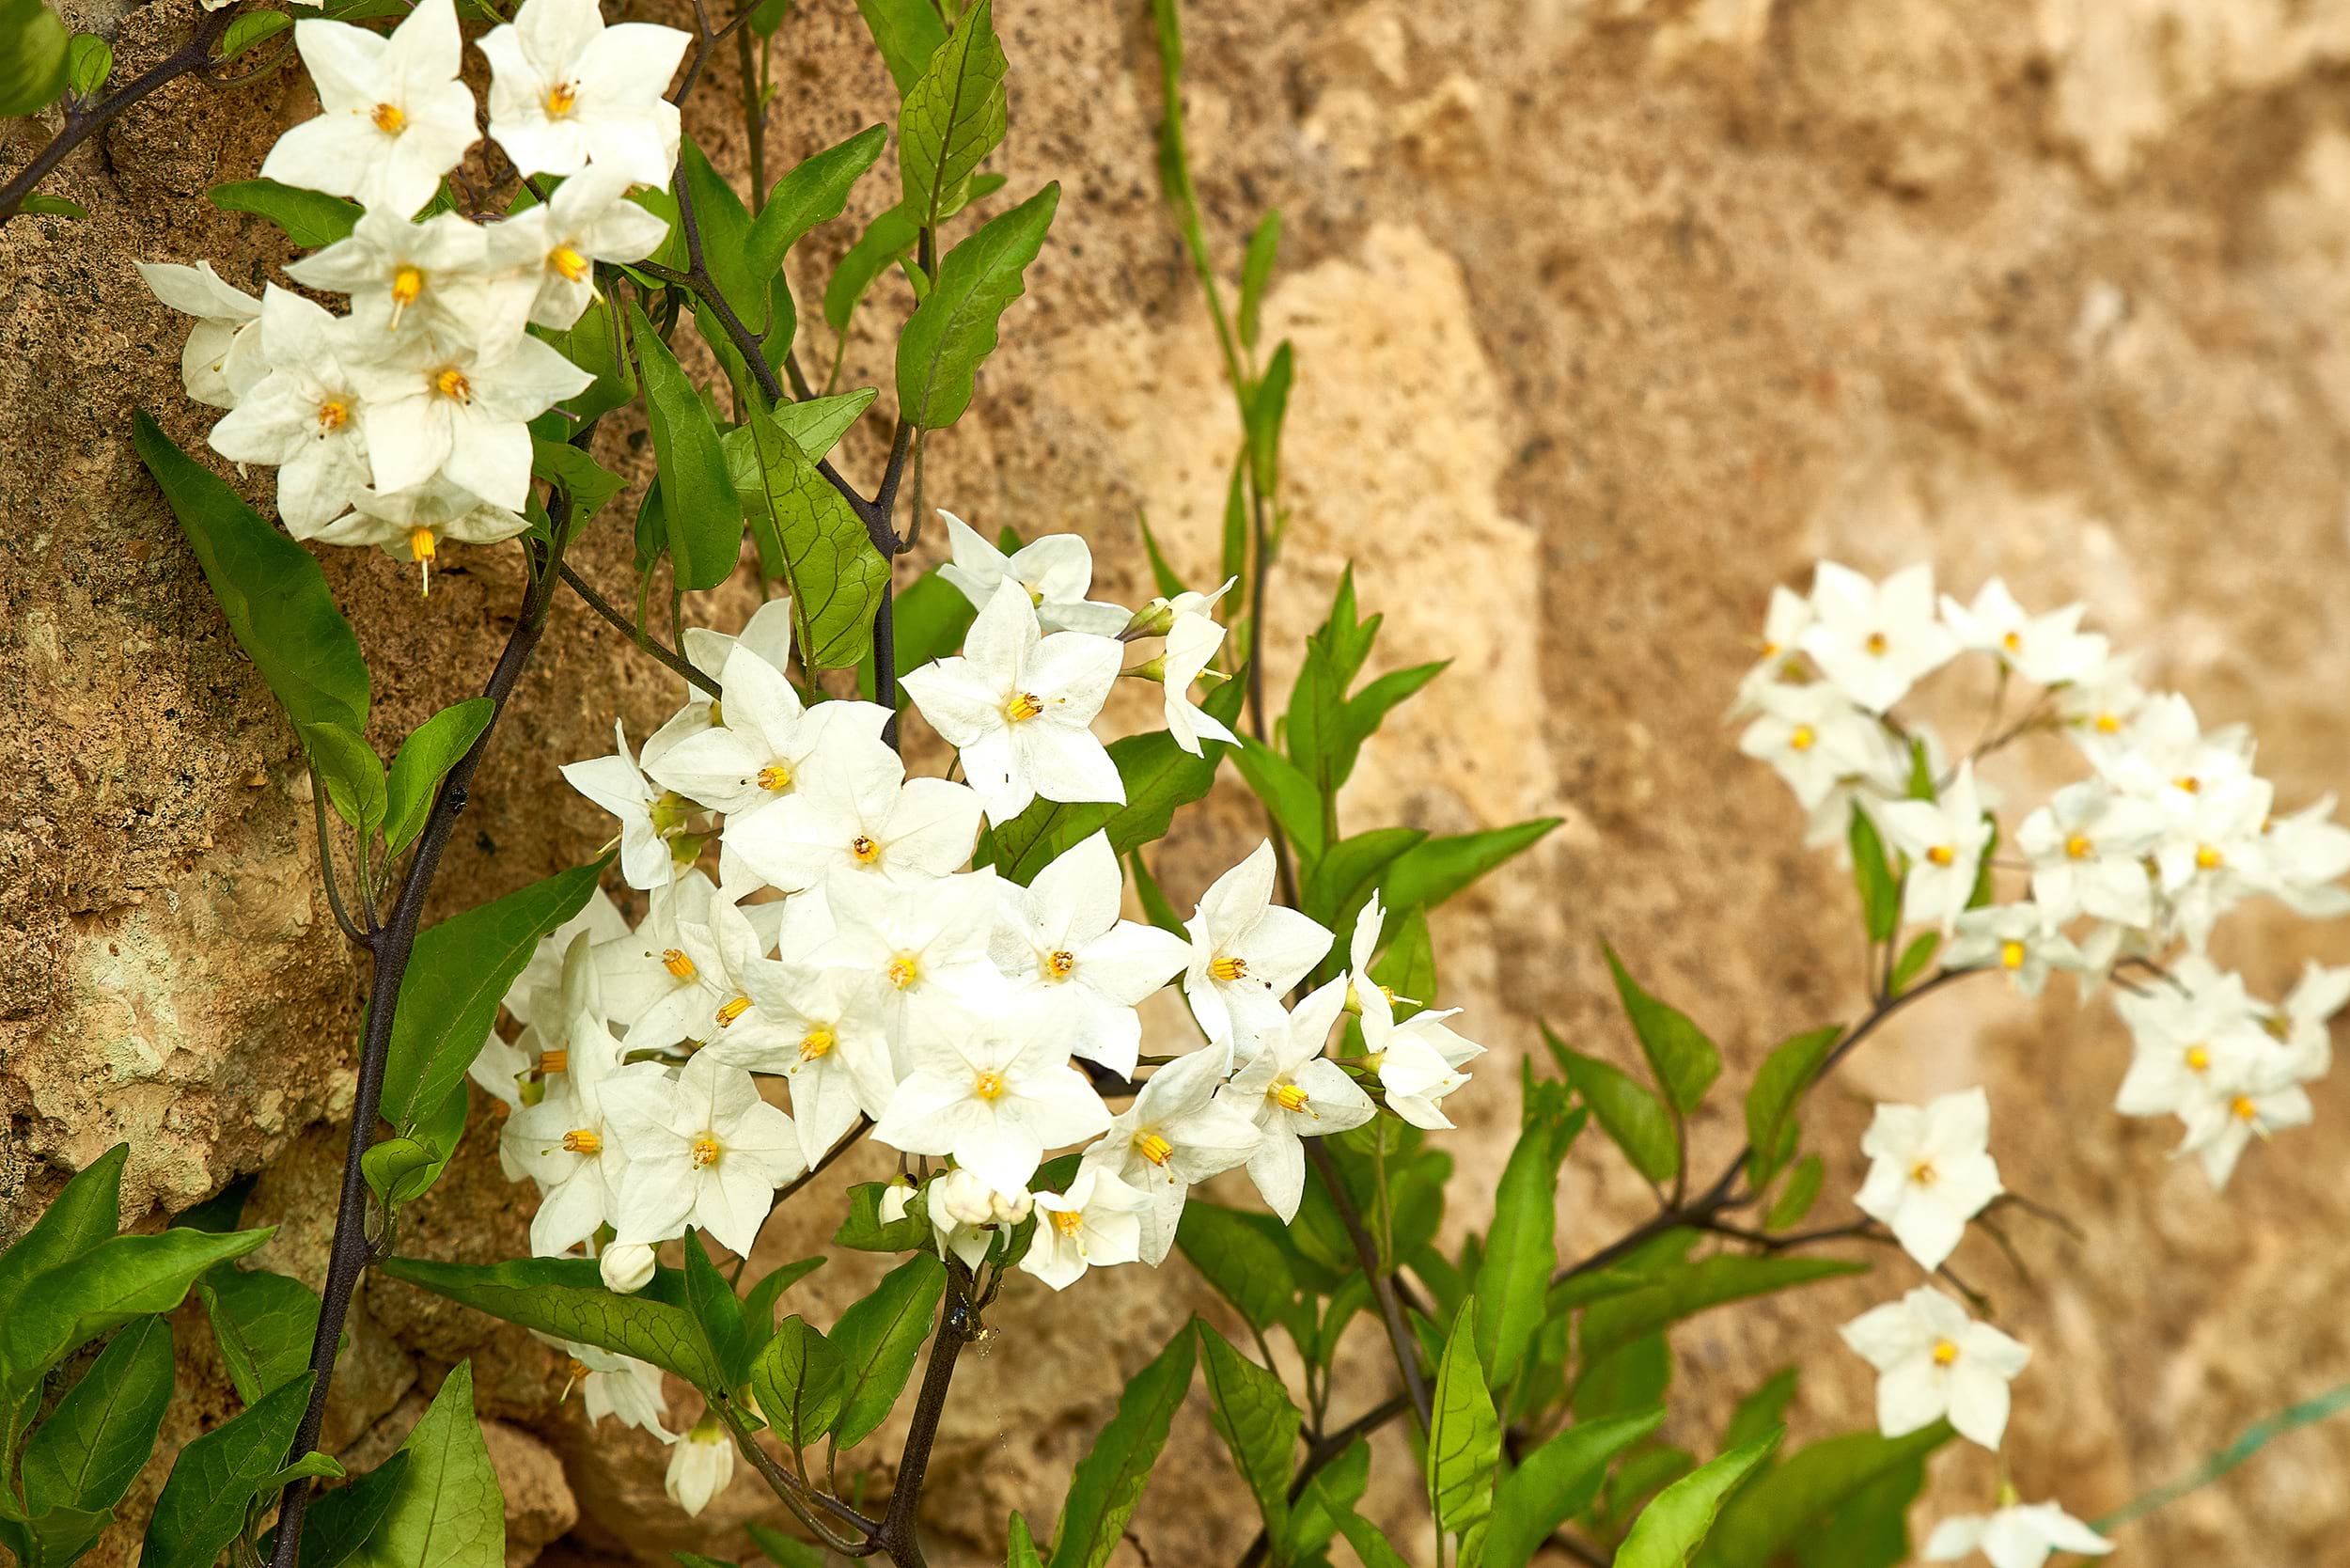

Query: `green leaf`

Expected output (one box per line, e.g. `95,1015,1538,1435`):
380,699,493,856
896,183,1058,430
1045,1325,1195,1568
1742,1024,1841,1186
17,191,85,219
1847,804,1900,945
1617,1432,1783,1568
898,0,1008,230
377,1255,723,1390
1762,1154,1825,1232
1482,1408,1666,1568
63,31,107,97
1379,819,1559,933
1133,510,1188,600
1547,1033,1679,1189
198,1267,321,1405
682,1232,750,1392
1173,1203,1299,1336
529,439,626,542
20,1316,174,1523
0,1145,125,1339
141,1373,315,1568
828,1253,946,1447
362,1077,466,1207
1720,1369,1799,1459
261,1451,348,1492
1005,1513,1042,1568
351,1362,505,1568
1695,1425,1950,1568
0,0,69,118
1246,341,1292,498
1373,909,1439,1015
540,292,637,424
1300,826,1423,937
295,1450,413,1568
1575,1332,1673,1423
823,202,919,333
770,387,880,461
852,0,947,95
833,1182,930,1253
1237,212,1280,351
750,1316,843,1449
1330,660,1447,792
1231,736,1325,861
378,859,603,1135
1280,1437,1369,1563
742,1257,826,1355
1335,1513,1410,1568
744,1522,826,1568
3,1226,271,1391
206,180,364,247
302,719,385,835
1192,1322,1299,1540
1472,1114,1570,1388
1602,944,1723,1116
679,139,760,332
733,406,889,669
629,301,743,592
134,413,369,735
1128,849,1185,935
1888,932,1941,995
212,9,287,61
1428,1301,1502,1540
1580,1257,1867,1367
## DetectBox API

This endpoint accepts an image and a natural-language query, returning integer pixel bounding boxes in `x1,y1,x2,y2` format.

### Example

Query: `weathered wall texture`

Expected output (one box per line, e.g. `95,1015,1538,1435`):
8,0,2350,1563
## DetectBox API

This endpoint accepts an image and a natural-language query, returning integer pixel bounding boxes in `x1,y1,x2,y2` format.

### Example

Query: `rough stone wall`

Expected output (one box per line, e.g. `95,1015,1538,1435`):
7,0,2350,1564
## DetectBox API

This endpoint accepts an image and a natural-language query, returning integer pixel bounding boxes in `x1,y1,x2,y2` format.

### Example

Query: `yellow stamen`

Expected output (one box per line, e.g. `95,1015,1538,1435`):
407,526,437,563
852,833,884,865
1865,631,1889,655
543,81,578,118
538,1048,568,1074
1050,1208,1084,1237
567,1357,591,1381
388,265,423,329
2195,844,2223,870
1926,844,1955,868
2064,833,2093,860
2094,712,2122,734
1272,1082,1311,1114
662,948,697,980
1209,954,1248,982
886,952,919,990
2185,1044,2211,1072
1909,1159,1937,1186
561,1128,601,1154
690,1135,721,1168
1789,724,1815,752
758,762,792,792
798,1027,835,1061
972,1070,1007,1102
2001,630,2022,654
1932,1339,1959,1367
371,102,406,134
1044,949,1077,981
434,367,471,404
316,398,349,432
1998,940,2026,970
2173,776,2201,794
1135,1132,1174,1167
2231,1095,2258,1121
715,995,750,1027
549,243,589,283
1004,691,1044,723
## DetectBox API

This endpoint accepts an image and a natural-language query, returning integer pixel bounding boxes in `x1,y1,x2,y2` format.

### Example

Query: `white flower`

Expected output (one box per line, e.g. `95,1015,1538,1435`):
348,331,593,510
811,870,1007,1073
989,832,1191,1077
647,638,894,819
1871,762,1993,933
2151,774,2272,949
311,475,532,585
2014,780,2161,930
2273,960,2350,1081
1944,905,2080,998
935,511,1130,635
1937,580,2106,687
1081,1046,1261,1265
723,751,981,893
2055,650,2146,741
598,1241,657,1294
607,1051,804,1255
1839,1286,2030,1450
135,260,263,409
480,163,672,337
262,0,478,218
503,1011,652,1255
593,871,723,1049
1798,561,1959,713
2177,1071,2312,1189
479,0,688,186
1737,681,1883,811
721,963,897,1166
1922,1502,2111,1568
1343,895,1480,1129
928,1168,1030,1271
2088,692,2253,803
562,721,695,892
872,1005,1111,1192
901,578,1125,825
1222,979,1374,1220
2111,954,2272,1121
566,1342,671,1438
503,890,634,1028
1021,1167,1145,1290
285,211,502,347
1855,1088,2002,1271
664,1418,733,1516
207,287,372,535
1182,840,1334,1061
1730,584,1815,717
2259,795,2350,917
1160,611,1236,756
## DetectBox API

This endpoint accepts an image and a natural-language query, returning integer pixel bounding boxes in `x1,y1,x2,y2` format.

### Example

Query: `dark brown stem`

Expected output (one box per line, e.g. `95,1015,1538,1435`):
1302,1140,1431,1434
869,1264,979,1567
557,560,721,698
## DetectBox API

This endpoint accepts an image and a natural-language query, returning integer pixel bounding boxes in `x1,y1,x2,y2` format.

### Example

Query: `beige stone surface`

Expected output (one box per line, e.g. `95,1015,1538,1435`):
8,0,2350,1565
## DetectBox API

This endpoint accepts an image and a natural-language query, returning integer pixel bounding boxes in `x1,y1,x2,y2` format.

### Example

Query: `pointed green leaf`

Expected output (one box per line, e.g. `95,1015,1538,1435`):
1046,1325,1195,1568
833,1183,930,1253
1847,804,1899,944
744,1522,825,1568
1237,212,1280,351
1694,1424,1949,1568
733,405,888,669
1472,1114,1570,1388
1483,1408,1667,1568
1742,1025,1841,1186
1192,1323,1299,1539
1379,819,1560,933
1617,1432,1783,1568
0,0,69,118
295,1450,413,1568
1005,1513,1042,1568
750,1316,843,1449
1280,1435,1369,1562
21,1316,175,1521
852,0,948,96
0,1145,126,1338
1428,1301,1502,1540
1301,825,1424,932
1720,1369,1799,1459
1762,1153,1825,1232
206,179,363,245
896,183,1058,430
682,1232,750,1392
1548,1033,1679,1189
381,699,494,855
1603,944,1723,1115
351,1362,504,1568
829,1253,946,1447
743,1257,826,1356
198,1267,321,1404
898,0,1008,230
141,1372,315,1568
630,301,743,592
1173,1203,1299,1335
5,1227,271,1390
1581,1257,1867,1367
1231,735,1325,861
377,1255,722,1389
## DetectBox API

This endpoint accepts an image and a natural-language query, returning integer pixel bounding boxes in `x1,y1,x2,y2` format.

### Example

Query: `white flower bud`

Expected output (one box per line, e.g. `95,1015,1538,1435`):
664,1417,734,1516
600,1242,656,1294
935,1168,997,1228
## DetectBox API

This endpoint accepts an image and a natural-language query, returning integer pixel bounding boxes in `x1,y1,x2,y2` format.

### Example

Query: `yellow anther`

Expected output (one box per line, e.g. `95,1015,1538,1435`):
1272,1082,1311,1114
561,1128,601,1154
1135,1132,1174,1167
1999,940,2026,970
316,398,349,432
972,1070,1008,1102
2195,844,2223,870
886,953,919,990
1004,691,1044,723
538,1048,568,1074
715,995,751,1027
567,1357,591,1381
798,1027,835,1061
543,81,578,118
1789,724,1815,752
1044,949,1077,981
690,1135,722,1168
549,243,589,283
2185,1044,2211,1072
389,264,423,307
2064,833,2092,860
758,762,791,792
434,367,471,404
662,948,697,980
2173,776,2202,795
852,833,883,865
1051,1207,1085,1237
1926,844,1955,868
371,102,406,134
1865,631,1889,655
2231,1095,2258,1121
2094,712,2122,734
2001,630,2022,654
1932,1338,1960,1367
1909,1159,1938,1186
1209,954,1248,982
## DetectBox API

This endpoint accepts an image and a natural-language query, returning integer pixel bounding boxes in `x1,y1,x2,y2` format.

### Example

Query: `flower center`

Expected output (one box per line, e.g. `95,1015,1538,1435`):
389,264,424,307
1908,1159,1937,1186
434,367,471,404
715,995,750,1027
2194,843,2223,870
567,1357,591,1381
690,1135,721,1168
1865,631,1889,656
316,398,349,432
543,80,578,118
1789,724,1815,752
1135,1132,1174,1167
2064,833,2092,859
1209,954,1248,982
548,243,589,283
2231,1095,2258,1121
1044,949,1076,981
758,762,792,792
1932,1338,1960,1367
371,102,406,134
2173,776,2201,794
1926,844,1954,868
2185,1044,2211,1072
799,1027,835,1061
561,1128,601,1154
2094,711,2122,734
852,833,883,865
1050,1208,1084,1237
407,527,436,563
2000,630,2022,653
1272,1082,1311,1114
886,951,919,989
662,948,697,980
973,1070,1008,1102
538,1048,567,1074
1998,940,2026,971
1004,691,1044,723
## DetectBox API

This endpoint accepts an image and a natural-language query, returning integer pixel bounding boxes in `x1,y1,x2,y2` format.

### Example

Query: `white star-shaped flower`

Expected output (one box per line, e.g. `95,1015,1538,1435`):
1839,1285,2030,1450
208,287,373,535
647,636,893,822
2014,779,2161,930
1944,904,2081,998
2258,795,2350,918
934,510,1131,635
478,0,688,186
989,832,1191,1077
1854,1088,2002,1271
1182,839,1334,1062
503,1009,657,1256
1798,561,1959,713
811,870,1007,1073
721,748,981,893
1222,979,1375,1220
1160,611,1237,757
348,329,592,511
134,260,263,409
1080,1046,1261,1265
1872,762,1994,933
1922,1502,2110,1568
1020,1167,1145,1291
607,1051,803,1255
480,163,673,338
262,0,478,218
1737,681,1883,811
872,1003,1111,1192
1937,579,2107,688
561,720,696,893
1730,584,1815,718
718,963,897,1166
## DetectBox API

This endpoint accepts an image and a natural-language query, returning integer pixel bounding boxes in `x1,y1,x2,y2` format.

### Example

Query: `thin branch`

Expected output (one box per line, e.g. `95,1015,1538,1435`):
1302,1140,1431,1435
309,769,376,947
558,560,722,698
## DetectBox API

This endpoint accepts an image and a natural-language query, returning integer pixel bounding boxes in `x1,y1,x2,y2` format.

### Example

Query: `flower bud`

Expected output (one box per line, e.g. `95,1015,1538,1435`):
600,1242,656,1294
935,1168,996,1227
665,1416,734,1516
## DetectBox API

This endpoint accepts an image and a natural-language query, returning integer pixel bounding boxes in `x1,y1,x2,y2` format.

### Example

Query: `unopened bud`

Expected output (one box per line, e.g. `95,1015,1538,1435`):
599,1241,656,1294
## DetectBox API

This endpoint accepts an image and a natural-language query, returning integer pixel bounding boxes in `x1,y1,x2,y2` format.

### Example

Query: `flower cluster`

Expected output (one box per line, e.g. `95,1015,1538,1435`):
137,0,683,586
1739,561,2350,1565
469,527,1482,1497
